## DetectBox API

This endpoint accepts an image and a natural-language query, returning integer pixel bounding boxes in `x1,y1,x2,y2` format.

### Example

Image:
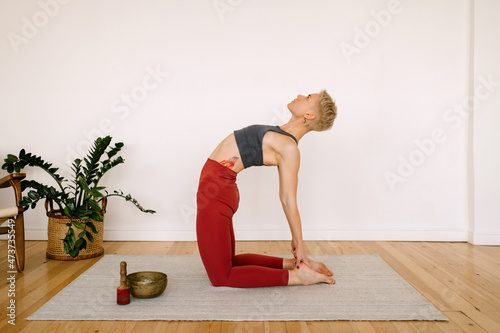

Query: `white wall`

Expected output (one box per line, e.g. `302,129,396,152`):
469,0,500,245
1,0,492,243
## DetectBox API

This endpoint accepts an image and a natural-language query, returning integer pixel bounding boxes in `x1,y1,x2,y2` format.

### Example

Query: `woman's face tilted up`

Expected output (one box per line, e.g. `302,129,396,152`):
287,93,320,120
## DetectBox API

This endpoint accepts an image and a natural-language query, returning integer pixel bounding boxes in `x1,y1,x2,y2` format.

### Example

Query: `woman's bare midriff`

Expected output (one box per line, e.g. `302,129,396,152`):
209,133,245,173
209,131,291,173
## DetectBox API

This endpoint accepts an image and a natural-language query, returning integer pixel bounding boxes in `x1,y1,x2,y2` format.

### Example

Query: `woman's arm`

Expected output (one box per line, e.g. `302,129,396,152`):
277,143,310,268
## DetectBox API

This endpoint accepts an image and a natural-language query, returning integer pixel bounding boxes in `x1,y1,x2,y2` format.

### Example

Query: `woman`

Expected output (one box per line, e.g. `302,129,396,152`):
196,90,337,288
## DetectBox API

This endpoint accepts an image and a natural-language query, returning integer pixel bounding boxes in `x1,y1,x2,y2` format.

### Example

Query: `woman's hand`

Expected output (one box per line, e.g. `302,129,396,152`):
291,238,333,276
291,238,311,268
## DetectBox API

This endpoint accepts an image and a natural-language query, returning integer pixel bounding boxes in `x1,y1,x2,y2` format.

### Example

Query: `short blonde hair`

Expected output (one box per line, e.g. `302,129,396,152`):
308,89,337,132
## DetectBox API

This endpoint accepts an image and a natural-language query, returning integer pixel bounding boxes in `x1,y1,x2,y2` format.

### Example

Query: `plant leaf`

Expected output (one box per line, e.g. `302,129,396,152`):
91,212,103,222
90,188,104,198
78,176,91,193
72,220,86,230
28,190,40,200
63,207,73,218
70,232,76,245
87,221,98,234
88,199,102,211
69,247,80,258
75,238,85,248
63,241,70,255
86,231,94,243
6,154,18,163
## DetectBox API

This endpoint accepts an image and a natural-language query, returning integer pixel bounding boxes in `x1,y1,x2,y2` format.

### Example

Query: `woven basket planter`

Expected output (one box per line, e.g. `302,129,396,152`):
45,198,106,261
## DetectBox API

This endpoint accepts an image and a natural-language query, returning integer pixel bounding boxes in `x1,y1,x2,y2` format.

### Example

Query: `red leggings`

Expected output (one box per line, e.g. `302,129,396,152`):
196,158,289,288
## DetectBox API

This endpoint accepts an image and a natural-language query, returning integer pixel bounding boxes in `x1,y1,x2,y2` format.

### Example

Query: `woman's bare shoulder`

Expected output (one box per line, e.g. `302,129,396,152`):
266,132,299,153
263,132,299,168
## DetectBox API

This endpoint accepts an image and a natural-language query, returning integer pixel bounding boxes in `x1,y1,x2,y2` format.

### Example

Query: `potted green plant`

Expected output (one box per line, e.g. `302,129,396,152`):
2,136,155,259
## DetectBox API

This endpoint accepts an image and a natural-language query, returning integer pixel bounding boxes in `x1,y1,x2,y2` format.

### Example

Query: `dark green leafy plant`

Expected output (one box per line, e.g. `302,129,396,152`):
2,136,155,258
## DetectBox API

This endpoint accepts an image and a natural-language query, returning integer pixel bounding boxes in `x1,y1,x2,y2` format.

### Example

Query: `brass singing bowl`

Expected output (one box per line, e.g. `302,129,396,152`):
126,271,167,298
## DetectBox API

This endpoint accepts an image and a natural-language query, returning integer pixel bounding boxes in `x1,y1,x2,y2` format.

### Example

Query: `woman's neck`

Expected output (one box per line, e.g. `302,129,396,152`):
279,119,309,143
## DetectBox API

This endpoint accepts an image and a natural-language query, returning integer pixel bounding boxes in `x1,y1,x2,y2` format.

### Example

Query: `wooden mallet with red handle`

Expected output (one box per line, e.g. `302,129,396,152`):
117,261,130,305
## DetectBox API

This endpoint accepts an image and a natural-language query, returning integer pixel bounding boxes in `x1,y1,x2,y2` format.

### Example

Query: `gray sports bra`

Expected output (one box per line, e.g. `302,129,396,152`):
234,125,298,169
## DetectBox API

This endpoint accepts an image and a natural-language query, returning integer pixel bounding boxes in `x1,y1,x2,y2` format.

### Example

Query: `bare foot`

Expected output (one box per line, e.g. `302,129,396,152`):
308,258,333,277
289,262,335,286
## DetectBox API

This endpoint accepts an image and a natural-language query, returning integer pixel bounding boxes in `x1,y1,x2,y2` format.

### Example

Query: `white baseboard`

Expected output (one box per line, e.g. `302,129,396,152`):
20,228,469,242
467,231,500,245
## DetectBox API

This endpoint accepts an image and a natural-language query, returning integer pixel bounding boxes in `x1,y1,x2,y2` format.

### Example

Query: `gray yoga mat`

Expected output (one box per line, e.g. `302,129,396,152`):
28,254,447,321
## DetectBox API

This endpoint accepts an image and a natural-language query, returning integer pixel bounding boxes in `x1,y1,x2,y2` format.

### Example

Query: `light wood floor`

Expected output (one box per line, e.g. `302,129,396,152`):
1,240,499,333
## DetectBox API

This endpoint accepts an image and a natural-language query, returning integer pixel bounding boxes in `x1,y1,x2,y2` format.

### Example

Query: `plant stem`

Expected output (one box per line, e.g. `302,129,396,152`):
36,165,66,195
